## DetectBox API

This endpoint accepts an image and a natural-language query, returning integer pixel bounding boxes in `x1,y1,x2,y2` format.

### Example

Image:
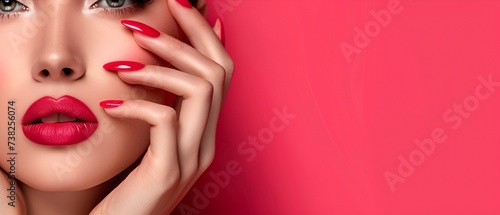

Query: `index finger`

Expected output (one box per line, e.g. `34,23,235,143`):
168,0,233,73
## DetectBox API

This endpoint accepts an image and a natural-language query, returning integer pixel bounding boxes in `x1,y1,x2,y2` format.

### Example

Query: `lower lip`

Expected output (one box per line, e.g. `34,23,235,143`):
22,122,98,146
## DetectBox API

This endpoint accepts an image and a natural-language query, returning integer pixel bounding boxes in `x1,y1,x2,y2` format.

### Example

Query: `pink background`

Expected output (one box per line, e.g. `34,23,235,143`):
174,0,500,214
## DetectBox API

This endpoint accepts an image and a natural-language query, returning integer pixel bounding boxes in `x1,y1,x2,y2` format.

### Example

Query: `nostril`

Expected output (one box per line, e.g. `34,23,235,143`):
63,68,73,76
33,67,84,81
41,69,50,77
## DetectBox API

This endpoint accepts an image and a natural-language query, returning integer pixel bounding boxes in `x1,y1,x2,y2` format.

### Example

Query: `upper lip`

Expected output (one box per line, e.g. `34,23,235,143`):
22,96,97,125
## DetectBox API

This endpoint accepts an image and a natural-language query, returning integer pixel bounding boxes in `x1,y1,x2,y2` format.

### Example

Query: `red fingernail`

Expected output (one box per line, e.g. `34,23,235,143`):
100,100,124,108
121,20,161,38
103,61,145,72
215,18,225,46
176,0,192,8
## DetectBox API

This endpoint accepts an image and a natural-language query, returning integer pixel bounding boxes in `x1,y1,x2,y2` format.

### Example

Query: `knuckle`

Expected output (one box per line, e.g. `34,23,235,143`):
154,106,177,124
120,101,141,117
157,168,181,190
145,157,181,190
143,69,161,86
209,64,226,84
181,163,199,182
224,58,235,74
170,39,185,52
194,79,214,97
166,168,181,186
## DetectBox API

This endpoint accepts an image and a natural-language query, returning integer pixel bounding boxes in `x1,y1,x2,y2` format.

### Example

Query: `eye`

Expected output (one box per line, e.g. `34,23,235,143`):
94,0,134,9
0,0,27,13
90,0,152,16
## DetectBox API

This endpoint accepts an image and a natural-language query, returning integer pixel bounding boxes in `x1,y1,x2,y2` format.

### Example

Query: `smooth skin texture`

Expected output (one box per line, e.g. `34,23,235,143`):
0,0,232,214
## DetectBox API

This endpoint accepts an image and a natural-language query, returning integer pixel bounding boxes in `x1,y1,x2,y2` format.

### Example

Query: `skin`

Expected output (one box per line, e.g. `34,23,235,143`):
0,0,233,214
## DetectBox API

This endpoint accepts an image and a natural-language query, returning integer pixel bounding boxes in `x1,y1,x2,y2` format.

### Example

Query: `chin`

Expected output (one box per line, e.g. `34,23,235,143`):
11,118,151,192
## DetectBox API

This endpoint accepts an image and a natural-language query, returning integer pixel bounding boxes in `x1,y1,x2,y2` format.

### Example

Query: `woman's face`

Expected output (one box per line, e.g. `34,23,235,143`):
0,0,179,191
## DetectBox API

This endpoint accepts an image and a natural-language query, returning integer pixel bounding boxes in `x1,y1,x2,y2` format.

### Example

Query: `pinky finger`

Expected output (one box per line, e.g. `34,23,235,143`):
100,100,179,183
92,100,180,214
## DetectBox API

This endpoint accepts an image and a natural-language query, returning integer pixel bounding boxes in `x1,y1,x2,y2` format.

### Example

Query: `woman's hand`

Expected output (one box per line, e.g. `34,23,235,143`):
90,0,233,214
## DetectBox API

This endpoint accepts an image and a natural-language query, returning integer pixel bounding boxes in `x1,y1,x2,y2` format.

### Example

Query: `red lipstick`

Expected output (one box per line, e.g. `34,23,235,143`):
22,96,98,146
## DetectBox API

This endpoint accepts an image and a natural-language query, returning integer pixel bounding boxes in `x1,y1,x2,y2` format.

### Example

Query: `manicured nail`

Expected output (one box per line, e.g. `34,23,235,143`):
121,20,160,38
103,61,145,72
176,0,192,8
100,100,124,108
214,18,225,46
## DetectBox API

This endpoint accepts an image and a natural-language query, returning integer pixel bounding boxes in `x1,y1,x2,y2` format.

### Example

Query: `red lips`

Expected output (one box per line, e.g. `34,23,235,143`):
22,96,98,146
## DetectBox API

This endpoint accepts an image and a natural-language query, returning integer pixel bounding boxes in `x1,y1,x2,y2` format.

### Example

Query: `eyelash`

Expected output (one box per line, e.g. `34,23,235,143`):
0,0,153,19
0,1,29,20
90,0,153,16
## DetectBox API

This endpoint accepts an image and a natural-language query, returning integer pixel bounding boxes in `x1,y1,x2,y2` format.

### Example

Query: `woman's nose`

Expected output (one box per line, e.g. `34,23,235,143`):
31,55,85,82
31,10,85,82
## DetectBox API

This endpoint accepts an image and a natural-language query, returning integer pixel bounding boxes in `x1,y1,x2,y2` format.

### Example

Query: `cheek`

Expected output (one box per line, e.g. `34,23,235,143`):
0,61,11,92
0,69,4,172
0,68,4,91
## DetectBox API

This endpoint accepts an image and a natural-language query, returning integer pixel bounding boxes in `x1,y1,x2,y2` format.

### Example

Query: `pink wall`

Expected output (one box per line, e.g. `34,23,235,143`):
174,0,500,214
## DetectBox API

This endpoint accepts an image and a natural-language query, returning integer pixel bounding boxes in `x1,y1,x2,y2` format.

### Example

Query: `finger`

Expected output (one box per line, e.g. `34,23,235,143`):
102,100,179,177
167,0,234,98
128,29,225,169
93,100,179,214
167,0,235,161
211,19,232,103
122,17,229,103
110,64,213,178
168,0,232,70
129,26,226,88
212,18,223,44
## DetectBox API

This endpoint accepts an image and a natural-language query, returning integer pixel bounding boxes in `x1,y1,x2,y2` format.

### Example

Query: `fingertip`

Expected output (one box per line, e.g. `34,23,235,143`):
100,100,124,109
176,0,193,8
213,19,222,41
103,61,145,72
100,100,130,120
121,20,161,38
215,18,225,46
